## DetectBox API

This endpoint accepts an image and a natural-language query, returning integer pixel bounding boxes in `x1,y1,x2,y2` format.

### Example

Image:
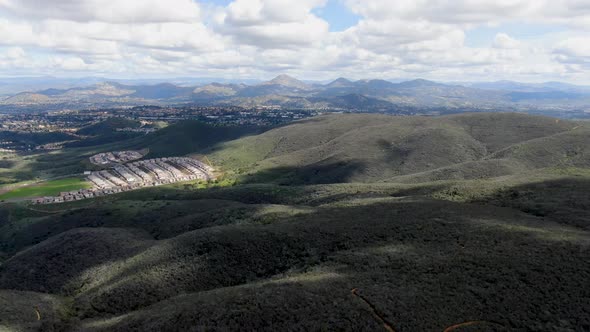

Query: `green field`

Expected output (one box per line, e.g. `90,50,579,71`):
0,177,91,200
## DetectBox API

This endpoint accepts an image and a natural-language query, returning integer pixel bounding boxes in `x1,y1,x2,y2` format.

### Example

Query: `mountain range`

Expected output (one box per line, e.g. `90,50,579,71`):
2,75,590,114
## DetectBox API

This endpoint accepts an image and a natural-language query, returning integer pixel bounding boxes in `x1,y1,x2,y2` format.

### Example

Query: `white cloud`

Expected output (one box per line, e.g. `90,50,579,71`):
0,0,201,23
52,57,88,71
225,0,326,24
346,0,590,28
0,0,588,82
554,38,590,58
3,47,25,59
553,37,590,68
216,0,329,48
493,33,521,49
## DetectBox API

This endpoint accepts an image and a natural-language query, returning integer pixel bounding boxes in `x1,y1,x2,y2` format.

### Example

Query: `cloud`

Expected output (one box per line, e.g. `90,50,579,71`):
216,0,329,48
554,38,590,58
0,0,588,82
225,0,326,25
0,0,201,23
493,33,521,49
553,37,590,68
345,0,590,28
2,47,25,59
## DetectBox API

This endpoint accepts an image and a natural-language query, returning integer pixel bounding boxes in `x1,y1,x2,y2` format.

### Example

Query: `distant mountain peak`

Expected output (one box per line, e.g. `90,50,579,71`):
264,74,310,89
333,77,351,82
363,79,395,89
398,78,441,88
272,74,295,80
326,77,354,88
100,81,125,88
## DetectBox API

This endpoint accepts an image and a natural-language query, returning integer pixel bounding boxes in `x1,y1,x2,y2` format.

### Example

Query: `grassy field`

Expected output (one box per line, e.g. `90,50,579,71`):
0,177,91,200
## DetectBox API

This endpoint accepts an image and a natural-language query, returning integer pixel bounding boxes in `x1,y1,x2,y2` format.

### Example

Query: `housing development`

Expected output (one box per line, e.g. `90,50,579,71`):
33,156,214,204
89,150,143,165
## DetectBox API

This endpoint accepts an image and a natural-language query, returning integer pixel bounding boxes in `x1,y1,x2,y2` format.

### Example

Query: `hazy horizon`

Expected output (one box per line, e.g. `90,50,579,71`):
1,74,590,88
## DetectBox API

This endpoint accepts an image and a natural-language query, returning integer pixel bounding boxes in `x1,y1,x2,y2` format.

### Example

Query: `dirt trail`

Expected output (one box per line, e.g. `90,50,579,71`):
34,306,41,320
351,288,396,332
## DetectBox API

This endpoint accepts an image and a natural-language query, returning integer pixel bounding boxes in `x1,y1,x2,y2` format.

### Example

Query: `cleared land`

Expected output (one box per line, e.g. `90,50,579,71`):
0,113,588,331
0,178,91,200
89,150,143,166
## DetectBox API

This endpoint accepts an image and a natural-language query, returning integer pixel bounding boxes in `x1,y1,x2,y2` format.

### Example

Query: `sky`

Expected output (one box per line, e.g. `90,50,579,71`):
0,0,589,83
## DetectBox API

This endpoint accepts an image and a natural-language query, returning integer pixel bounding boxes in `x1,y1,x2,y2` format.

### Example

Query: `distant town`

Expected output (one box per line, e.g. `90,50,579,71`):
0,105,323,152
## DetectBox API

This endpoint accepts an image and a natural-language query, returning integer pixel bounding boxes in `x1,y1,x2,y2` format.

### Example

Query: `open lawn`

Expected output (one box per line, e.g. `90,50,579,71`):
0,177,91,200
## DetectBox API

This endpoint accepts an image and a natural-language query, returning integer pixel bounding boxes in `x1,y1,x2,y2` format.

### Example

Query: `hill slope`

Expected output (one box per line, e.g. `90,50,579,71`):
0,113,589,331
77,117,141,136
208,113,584,184
1,176,588,331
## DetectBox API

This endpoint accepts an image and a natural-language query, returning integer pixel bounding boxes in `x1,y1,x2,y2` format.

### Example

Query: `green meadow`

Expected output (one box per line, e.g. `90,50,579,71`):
0,177,91,200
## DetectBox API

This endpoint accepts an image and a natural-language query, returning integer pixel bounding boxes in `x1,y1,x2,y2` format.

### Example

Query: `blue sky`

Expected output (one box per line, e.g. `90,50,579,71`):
0,0,589,83
202,0,361,31
464,22,568,48
312,0,360,32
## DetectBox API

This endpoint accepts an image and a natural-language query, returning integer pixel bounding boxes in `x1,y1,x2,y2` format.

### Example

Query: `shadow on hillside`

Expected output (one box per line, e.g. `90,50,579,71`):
107,122,269,159
0,160,16,169
0,181,456,258
2,193,589,330
376,138,408,166
240,160,368,185
181,116,345,158
282,115,332,126
5,175,589,258
64,132,141,148
475,177,590,230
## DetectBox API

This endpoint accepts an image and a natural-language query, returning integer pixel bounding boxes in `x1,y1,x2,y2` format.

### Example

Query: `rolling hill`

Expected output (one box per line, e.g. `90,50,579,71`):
0,112,589,331
76,117,141,136
206,112,586,184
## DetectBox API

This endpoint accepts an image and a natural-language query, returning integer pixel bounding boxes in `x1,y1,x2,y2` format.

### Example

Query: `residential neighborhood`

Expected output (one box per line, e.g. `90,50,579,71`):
32,157,214,204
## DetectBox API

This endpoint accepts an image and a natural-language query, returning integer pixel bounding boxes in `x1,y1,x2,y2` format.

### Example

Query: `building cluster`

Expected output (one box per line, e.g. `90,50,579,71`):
111,105,320,126
115,127,157,133
89,150,143,165
32,157,214,204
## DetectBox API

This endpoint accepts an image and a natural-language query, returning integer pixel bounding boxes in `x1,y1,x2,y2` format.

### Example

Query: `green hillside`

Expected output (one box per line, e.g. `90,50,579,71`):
8,113,581,185
208,113,585,184
0,131,76,149
0,113,589,331
126,120,266,158
65,117,144,148
76,117,141,136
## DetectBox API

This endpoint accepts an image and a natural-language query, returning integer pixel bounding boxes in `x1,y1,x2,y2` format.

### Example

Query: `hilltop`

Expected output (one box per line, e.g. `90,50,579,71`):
263,74,312,90
76,117,141,136
207,113,588,184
